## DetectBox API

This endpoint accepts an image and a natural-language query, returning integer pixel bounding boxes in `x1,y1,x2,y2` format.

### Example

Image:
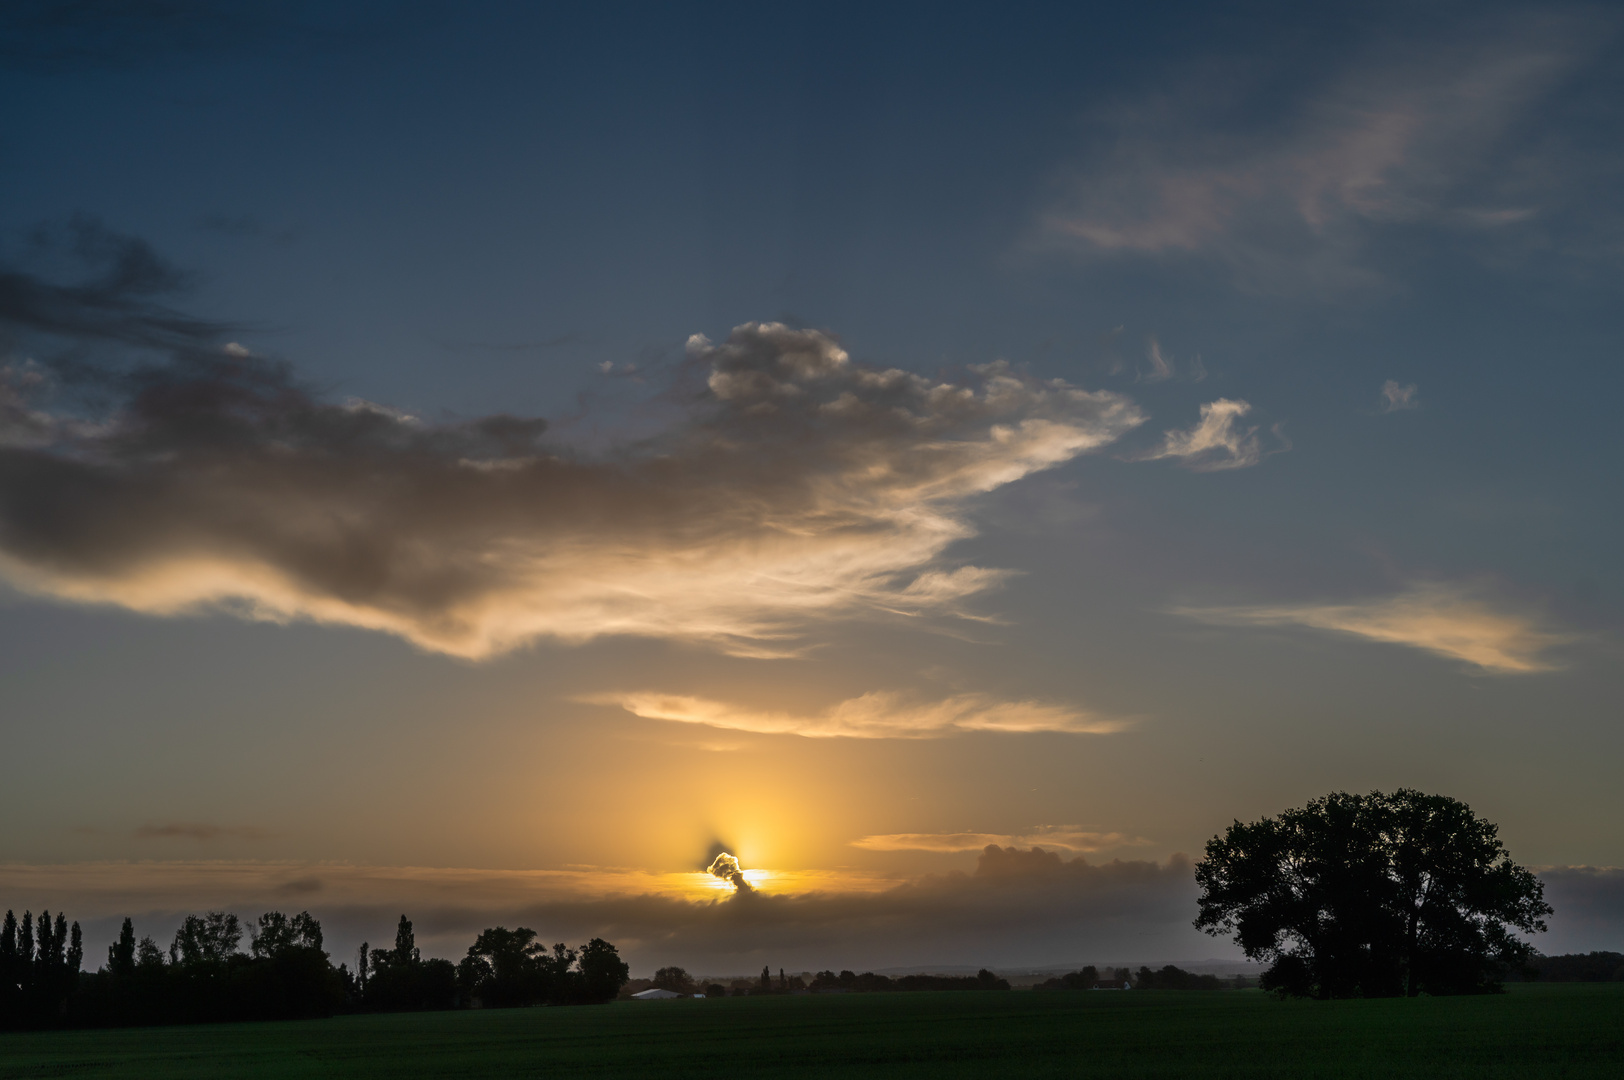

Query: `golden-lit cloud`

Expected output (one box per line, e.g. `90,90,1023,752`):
587,690,1129,739
1174,584,1571,673
1136,398,1266,471
0,323,1143,658
852,827,1150,853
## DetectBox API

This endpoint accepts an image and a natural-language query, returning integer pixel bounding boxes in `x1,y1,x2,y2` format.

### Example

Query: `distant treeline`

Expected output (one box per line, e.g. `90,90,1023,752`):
1507,952,1624,983
634,965,1011,997
0,907,628,1031
808,969,1011,993
1036,965,1232,991
1034,955,1624,991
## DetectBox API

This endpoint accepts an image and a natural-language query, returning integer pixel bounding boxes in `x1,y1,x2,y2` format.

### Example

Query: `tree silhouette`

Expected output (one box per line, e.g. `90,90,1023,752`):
171,912,242,966
392,915,418,965
108,919,136,977
366,916,454,1012
651,966,693,994
576,938,630,1004
458,926,545,1008
134,935,164,970
1195,789,1551,997
250,911,323,958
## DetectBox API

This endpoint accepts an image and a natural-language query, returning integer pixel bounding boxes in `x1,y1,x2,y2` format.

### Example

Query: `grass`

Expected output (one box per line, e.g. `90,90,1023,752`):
1,985,1621,1079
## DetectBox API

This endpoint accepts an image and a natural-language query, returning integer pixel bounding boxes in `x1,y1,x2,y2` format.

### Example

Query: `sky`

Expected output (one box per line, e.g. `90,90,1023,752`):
1,0,1621,975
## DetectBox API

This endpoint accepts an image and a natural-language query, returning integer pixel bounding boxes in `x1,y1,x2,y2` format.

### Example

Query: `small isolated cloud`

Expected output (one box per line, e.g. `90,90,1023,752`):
1138,398,1264,471
1142,336,1173,382
1380,379,1419,412
586,690,1128,739
134,823,269,842
1174,583,1571,673
853,827,1150,853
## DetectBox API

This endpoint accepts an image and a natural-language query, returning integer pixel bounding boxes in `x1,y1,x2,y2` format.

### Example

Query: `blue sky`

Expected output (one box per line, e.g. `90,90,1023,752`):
1,1,1620,972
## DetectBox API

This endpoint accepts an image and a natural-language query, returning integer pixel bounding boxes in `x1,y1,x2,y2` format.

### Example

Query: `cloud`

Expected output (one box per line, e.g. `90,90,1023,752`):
1380,379,1419,412
0,252,1145,657
1137,398,1265,471
587,690,1128,739
133,823,269,842
1174,584,1571,673
1141,336,1173,382
0,215,224,350
1038,15,1601,291
0,848,1208,971
852,828,1150,853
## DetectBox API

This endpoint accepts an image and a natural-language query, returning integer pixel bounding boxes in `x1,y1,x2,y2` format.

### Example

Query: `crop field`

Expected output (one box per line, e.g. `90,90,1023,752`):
1,985,1620,1079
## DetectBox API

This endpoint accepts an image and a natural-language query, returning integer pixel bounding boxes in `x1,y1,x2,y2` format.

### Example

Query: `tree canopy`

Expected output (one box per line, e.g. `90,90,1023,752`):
1194,789,1551,998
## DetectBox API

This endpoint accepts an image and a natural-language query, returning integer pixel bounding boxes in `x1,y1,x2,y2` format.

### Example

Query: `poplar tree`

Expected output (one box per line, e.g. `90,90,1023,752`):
108,919,137,977
67,921,83,977
0,910,15,970
0,911,17,1017
394,915,416,965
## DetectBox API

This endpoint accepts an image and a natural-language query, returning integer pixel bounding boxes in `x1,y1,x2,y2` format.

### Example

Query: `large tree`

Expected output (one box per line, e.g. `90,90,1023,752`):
1194,789,1551,998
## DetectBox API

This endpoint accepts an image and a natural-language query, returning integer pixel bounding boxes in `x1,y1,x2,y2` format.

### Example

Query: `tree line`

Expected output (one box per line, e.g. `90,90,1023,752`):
1035,964,1230,991
0,907,628,1030
1507,952,1624,983
633,965,1013,997
805,968,1011,993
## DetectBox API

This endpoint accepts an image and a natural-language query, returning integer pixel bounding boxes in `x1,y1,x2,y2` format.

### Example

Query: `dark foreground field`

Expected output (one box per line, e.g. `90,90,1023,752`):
2,985,1620,1079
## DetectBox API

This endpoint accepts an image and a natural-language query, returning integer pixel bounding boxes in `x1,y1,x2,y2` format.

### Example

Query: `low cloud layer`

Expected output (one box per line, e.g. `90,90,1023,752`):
9,856,1615,972
0,847,1205,972
132,823,269,842
852,828,1150,853
0,230,1147,656
1175,584,1571,673
588,691,1127,739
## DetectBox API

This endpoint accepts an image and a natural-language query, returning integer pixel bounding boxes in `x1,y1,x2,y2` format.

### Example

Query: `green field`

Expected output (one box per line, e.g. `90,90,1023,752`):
2,985,1621,1079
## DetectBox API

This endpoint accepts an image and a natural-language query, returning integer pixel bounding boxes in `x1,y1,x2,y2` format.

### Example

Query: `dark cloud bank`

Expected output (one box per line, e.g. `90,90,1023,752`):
478,847,1201,972
59,847,1206,974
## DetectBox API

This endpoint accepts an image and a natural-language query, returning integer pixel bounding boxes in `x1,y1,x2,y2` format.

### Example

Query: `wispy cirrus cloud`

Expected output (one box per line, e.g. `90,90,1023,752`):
1038,13,1604,291
0,225,1149,658
134,823,269,842
586,691,1128,739
852,828,1150,853
1174,584,1572,673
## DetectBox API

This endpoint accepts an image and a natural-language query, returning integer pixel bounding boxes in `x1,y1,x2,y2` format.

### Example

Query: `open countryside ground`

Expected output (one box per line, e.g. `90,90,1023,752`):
1,985,1620,1079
